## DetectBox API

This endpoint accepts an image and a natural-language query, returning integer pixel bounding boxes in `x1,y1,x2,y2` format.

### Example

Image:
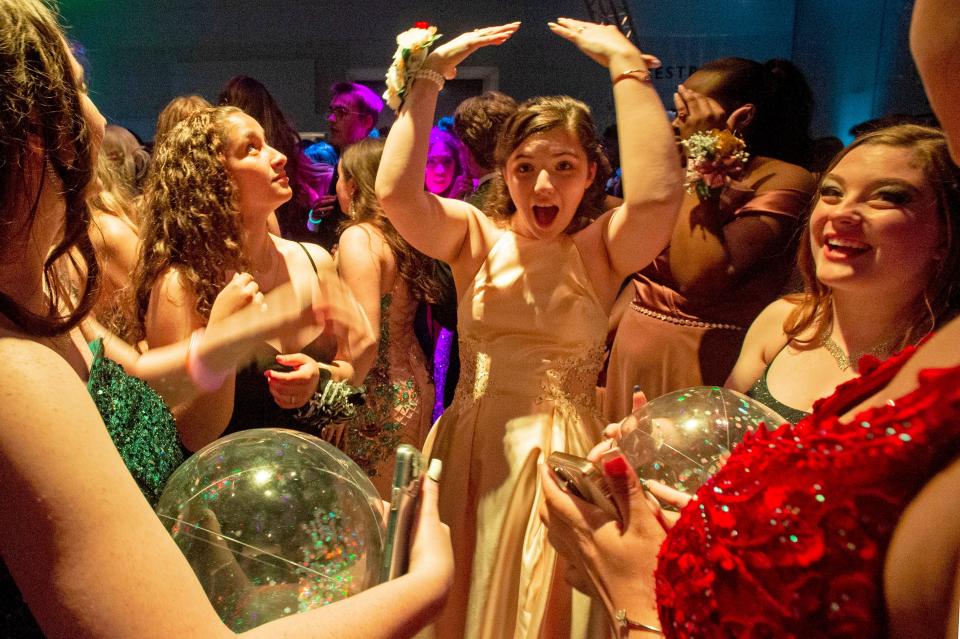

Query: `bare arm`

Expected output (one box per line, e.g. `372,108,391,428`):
668,164,815,298
336,225,387,383
550,19,682,282
885,455,960,639
375,24,518,266
82,275,319,409
145,269,236,451
305,243,376,386
0,338,451,639
724,298,794,392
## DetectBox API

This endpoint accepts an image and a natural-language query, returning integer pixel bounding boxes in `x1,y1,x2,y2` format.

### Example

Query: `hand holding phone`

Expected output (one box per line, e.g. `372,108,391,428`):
546,451,621,521
381,444,423,581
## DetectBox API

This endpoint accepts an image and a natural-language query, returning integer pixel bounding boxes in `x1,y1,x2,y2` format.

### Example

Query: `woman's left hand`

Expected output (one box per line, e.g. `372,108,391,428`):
425,23,521,79
265,352,321,410
674,85,728,140
548,17,660,70
538,452,667,631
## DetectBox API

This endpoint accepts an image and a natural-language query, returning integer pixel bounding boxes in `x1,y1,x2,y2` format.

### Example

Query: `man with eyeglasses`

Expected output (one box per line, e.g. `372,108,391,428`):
302,82,384,249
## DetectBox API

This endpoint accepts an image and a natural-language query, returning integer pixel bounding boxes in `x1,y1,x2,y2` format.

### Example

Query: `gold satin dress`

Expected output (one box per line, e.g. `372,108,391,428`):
422,231,607,639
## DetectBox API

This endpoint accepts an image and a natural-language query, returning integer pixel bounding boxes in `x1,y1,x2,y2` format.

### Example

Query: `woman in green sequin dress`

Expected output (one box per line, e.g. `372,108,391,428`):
336,138,447,497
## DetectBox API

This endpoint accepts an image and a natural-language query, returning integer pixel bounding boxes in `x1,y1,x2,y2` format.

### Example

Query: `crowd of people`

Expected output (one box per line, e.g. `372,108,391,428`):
1,0,959,637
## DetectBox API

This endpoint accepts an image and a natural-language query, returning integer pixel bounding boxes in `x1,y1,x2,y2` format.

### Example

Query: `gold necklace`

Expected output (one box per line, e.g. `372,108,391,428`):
820,326,897,372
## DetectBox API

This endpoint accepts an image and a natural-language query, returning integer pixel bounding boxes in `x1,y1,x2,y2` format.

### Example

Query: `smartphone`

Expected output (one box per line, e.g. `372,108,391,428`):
380,444,423,581
547,451,621,521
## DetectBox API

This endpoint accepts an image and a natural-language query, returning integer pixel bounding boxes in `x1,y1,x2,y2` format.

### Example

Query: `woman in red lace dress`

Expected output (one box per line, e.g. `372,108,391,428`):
540,7,960,628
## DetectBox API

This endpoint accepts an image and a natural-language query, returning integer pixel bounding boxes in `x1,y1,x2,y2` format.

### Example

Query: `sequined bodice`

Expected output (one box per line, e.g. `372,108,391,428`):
656,347,960,638
452,231,607,419
86,338,183,504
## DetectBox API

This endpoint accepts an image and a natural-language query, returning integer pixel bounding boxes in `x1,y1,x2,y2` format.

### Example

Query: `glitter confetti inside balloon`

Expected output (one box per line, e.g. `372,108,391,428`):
618,386,786,496
155,429,385,631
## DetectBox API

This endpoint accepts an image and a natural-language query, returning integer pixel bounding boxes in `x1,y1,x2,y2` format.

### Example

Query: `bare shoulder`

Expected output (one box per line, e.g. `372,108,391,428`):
152,266,194,307
744,297,800,363
292,239,336,275
753,297,798,332
339,223,388,255
748,157,817,194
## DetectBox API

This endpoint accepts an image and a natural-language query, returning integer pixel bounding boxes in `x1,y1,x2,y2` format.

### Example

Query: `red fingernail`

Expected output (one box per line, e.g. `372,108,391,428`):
264,370,272,379
603,453,629,477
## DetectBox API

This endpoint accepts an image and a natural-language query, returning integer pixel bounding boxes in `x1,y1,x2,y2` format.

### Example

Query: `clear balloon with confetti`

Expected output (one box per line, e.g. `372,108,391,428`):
155,428,385,631
619,386,786,497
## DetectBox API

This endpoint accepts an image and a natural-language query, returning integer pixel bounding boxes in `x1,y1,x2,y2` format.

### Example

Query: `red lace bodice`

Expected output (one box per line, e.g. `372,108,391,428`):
655,347,960,638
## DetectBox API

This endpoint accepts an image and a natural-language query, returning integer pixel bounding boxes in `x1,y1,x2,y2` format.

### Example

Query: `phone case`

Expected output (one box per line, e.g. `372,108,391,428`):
547,451,621,520
381,444,423,581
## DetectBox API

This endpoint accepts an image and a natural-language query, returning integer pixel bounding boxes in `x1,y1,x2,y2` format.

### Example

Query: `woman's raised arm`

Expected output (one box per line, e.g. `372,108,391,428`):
551,18,682,281
375,23,519,265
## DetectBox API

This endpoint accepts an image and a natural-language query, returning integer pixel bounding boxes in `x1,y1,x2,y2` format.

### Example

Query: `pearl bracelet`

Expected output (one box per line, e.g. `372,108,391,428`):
413,68,445,91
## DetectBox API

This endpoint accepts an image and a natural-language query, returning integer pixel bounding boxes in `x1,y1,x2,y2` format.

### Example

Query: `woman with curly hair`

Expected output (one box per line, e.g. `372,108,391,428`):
219,75,334,241
376,19,682,638
134,106,376,452
336,137,446,496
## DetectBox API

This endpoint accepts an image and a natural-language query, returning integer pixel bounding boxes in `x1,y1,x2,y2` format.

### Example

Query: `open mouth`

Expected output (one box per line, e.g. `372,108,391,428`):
824,236,870,259
533,205,559,227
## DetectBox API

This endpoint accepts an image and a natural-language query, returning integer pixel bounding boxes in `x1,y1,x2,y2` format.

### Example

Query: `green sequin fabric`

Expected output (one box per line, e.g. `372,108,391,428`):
343,294,420,480
86,338,184,505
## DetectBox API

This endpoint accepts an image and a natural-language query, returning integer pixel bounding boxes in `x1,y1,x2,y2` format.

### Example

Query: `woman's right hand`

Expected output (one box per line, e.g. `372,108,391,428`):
209,272,262,325
424,23,520,79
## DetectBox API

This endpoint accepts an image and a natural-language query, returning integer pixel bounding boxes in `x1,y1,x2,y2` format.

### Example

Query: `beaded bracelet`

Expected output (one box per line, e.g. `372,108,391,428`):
413,68,445,92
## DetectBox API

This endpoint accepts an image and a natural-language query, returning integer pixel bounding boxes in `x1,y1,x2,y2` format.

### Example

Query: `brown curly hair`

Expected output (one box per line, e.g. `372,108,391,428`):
340,137,446,305
133,106,247,339
784,124,960,349
486,95,610,233
453,91,518,172
0,0,100,336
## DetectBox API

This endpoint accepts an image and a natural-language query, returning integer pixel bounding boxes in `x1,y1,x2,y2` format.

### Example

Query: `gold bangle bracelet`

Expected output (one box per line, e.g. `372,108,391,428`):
613,66,652,85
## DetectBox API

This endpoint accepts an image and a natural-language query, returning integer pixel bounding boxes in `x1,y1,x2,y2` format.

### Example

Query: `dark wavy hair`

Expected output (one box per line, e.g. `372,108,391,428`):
340,137,446,304
219,75,308,236
454,91,518,171
784,124,960,349
486,95,611,232
0,0,100,336
133,106,246,339
693,57,814,167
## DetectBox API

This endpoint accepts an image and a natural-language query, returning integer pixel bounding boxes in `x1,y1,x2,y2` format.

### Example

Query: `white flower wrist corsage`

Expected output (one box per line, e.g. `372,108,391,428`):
383,22,442,112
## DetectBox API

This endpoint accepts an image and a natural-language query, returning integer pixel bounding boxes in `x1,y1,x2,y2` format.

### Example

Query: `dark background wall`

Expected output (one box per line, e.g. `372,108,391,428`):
61,0,929,144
